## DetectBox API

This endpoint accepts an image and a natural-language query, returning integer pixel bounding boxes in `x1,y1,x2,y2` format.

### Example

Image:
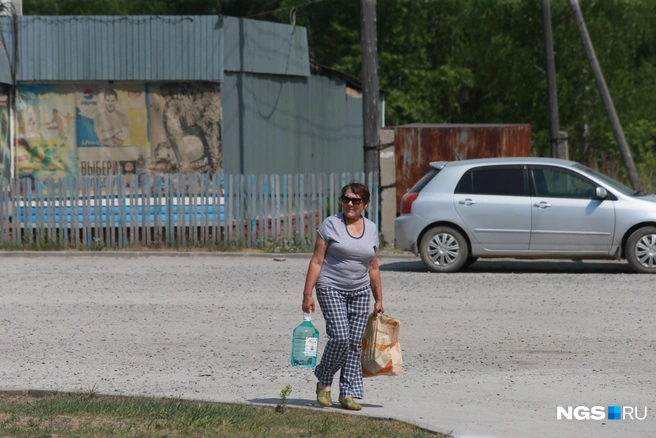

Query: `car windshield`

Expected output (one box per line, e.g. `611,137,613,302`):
573,163,637,196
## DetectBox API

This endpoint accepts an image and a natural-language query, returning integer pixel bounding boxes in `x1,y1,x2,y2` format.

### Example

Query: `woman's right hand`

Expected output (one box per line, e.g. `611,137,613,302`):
302,295,315,313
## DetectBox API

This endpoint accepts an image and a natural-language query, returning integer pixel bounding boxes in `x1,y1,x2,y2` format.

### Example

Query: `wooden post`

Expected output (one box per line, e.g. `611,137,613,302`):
360,0,380,176
541,0,562,158
569,0,641,190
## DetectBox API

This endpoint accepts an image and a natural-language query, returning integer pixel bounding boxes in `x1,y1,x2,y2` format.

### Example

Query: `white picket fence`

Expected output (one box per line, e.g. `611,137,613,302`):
0,172,379,249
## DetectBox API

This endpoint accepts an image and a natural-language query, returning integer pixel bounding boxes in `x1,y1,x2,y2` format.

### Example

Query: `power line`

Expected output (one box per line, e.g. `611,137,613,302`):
245,0,329,19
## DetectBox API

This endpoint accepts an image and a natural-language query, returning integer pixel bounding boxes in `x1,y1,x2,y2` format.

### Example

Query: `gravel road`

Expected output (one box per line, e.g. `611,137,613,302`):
0,253,654,438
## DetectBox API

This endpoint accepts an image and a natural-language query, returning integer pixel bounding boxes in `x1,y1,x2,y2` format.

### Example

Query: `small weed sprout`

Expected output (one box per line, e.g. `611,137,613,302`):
276,384,292,413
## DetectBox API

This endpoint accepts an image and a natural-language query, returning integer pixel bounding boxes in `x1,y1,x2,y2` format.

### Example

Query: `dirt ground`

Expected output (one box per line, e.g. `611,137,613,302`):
0,253,654,438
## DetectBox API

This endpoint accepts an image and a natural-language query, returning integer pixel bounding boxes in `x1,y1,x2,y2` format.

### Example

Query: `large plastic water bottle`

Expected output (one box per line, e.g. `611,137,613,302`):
290,312,319,368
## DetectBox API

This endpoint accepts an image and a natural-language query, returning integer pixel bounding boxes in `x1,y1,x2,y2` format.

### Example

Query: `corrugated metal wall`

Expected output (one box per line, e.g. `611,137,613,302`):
394,123,531,211
222,16,309,77
222,72,363,175
0,17,15,84
0,14,366,177
0,15,223,82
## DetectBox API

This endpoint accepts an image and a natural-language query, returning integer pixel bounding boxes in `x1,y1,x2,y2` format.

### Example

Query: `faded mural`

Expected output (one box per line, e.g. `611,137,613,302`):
15,84,78,181
0,88,9,179
149,82,222,174
12,81,222,181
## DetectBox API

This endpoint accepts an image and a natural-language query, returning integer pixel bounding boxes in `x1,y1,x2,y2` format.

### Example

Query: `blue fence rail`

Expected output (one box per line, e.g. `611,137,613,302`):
18,197,224,226
0,172,378,248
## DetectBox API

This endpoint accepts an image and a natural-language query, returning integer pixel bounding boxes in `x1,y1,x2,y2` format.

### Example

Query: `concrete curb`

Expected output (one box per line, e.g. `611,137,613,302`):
0,389,60,398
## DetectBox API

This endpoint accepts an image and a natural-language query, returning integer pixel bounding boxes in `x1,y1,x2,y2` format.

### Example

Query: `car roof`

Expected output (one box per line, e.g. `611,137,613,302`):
430,157,578,169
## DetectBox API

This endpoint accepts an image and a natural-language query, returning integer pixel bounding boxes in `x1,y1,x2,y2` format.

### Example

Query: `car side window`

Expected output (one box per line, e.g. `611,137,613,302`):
532,168,596,199
456,167,526,196
455,171,473,193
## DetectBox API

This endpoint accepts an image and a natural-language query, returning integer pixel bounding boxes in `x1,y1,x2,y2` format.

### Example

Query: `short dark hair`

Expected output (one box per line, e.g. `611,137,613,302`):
341,181,370,205
104,88,118,100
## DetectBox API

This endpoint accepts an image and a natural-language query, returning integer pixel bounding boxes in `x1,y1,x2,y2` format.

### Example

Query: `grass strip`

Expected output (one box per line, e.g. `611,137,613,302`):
0,392,449,437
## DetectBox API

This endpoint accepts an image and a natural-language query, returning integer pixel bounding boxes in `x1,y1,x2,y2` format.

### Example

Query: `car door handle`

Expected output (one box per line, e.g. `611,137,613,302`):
459,199,477,206
533,202,551,209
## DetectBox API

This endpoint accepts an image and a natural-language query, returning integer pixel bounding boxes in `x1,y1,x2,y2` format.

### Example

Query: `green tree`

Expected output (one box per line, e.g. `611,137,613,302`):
23,0,282,15
21,0,656,186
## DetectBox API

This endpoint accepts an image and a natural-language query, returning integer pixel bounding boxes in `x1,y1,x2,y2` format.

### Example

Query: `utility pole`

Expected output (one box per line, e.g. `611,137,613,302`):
360,0,380,177
541,0,563,159
568,0,641,190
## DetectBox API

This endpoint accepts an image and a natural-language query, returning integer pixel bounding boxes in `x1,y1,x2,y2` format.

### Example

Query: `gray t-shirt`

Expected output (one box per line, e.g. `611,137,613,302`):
316,212,379,291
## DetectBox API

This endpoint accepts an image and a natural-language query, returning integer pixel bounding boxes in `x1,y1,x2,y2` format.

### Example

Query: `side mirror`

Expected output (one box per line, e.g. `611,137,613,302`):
596,187,608,199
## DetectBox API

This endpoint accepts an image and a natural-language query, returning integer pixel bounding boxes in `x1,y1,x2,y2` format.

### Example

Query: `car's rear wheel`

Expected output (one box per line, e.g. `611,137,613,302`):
626,226,656,273
419,226,469,273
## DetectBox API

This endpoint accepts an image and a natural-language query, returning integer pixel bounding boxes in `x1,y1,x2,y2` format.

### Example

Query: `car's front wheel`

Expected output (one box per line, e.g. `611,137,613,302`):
464,256,478,268
419,226,469,273
626,226,656,273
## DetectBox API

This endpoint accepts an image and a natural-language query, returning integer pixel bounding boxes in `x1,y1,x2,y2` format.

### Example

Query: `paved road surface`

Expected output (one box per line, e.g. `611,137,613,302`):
0,253,653,438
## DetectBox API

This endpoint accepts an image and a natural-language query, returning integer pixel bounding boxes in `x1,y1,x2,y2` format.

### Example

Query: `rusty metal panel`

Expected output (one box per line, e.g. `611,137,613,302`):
394,123,531,211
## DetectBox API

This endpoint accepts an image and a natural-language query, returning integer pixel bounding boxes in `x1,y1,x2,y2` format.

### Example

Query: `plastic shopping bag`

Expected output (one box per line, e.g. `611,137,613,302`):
361,313,402,377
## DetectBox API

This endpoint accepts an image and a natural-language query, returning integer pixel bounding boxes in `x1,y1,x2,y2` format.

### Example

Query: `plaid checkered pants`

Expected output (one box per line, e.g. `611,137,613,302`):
314,286,370,399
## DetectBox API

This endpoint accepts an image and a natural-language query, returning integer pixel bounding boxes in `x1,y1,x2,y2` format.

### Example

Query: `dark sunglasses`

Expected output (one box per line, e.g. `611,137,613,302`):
341,195,363,206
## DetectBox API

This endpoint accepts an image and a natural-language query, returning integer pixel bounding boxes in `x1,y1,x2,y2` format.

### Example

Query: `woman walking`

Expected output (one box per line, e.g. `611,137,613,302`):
301,181,383,411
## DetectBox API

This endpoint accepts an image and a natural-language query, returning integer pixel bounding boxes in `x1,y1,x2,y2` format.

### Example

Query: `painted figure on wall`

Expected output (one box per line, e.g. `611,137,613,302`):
45,109,65,137
94,88,130,146
77,85,147,148
150,82,222,174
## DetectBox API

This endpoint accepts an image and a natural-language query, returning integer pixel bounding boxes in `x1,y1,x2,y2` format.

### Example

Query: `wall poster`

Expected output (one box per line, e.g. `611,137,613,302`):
14,84,77,180
148,82,222,174
76,83,150,184
11,81,222,181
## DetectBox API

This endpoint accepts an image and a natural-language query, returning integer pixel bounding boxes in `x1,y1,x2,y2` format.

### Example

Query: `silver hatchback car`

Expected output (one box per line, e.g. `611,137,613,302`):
394,157,656,273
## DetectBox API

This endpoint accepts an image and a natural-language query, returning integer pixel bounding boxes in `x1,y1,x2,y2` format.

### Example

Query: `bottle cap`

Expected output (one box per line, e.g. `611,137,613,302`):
303,312,312,321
